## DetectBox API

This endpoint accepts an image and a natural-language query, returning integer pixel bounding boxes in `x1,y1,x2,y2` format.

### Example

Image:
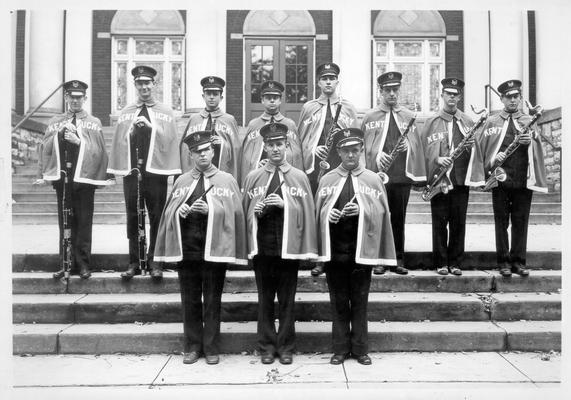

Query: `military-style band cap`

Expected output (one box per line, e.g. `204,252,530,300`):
497,79,522,96
183,130,213,152
316,62,340,78
201,76,226,92
441,77,465,94
260,80,285,96
64,80,88,96
260,122,288,142
335,127,364,148
132,65,157,81
378,71,402,88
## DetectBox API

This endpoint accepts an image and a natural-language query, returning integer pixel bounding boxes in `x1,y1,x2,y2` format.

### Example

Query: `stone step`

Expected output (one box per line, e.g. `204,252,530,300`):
12,270,562,295
12,213,126,224
11,182,124,193
407,191,561,203
12,191,125,203
12,251,561,272
13,201,126,213
404,213,560,225
12,320,561,354
12,292,561,324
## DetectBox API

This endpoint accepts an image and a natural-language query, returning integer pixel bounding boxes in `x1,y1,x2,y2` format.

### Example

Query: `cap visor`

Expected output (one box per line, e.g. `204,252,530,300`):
134,77,153,81
505,89,520,96
262,91,282,96
319,73,338,77
443,88,459,94
381,82,401,87
203,87,223,91
337,139,363,148
264,135,287,142
67,91,85,96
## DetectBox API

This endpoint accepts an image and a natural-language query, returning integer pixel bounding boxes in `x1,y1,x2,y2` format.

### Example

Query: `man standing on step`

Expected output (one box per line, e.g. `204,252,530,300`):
36,80,111,279
467,79,547,277
315,127,396,366
240,80,303,187
242,122,317,365
362,71,426,276
180,76,242,181
154,130,247,365
297,62,358,276
421,78,475,276
107,66,181,280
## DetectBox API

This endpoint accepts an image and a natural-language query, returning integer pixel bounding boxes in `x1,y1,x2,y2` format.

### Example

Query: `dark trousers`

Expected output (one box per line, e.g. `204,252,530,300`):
325,261,372,356
429,185,470,267
492,187,533,265
123,173,168,263
55,182,95,272
177,260,227,355
385,183,411,261
254,256,299,355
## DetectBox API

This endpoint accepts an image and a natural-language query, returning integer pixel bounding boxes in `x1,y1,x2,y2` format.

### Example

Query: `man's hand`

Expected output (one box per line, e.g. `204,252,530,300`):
342,202,359,217
492,152,507,165
377,152,393,171
189,199,209,215
33,178,46,186
211,135,222,146
178,203,191,218
437,157,453,168
257,158,268,168
395,138,409,153
464,136,475,149
264,193,284,209
315,145,328,161
328,208,342,224
64,130,81,146
133,116,152,129
517,132,532,145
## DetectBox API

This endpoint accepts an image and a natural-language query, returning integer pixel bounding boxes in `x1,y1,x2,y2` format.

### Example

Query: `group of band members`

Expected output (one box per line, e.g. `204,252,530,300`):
36,62,547,364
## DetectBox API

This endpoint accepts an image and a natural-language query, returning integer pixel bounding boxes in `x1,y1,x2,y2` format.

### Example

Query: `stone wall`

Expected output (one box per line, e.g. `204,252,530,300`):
537,107,561,192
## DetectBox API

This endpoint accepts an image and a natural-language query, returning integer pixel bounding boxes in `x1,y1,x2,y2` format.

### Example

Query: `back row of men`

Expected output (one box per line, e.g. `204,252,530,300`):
37,62,547,283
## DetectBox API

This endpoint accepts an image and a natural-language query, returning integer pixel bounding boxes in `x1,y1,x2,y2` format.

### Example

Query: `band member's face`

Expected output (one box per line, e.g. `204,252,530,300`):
65,94,86,113
264,139,287,165
381,85,400,107
318,75,339,96
501,92,521,113
202,90,223,110
337,143,363,170
134,79,155,101
261,94,281,113
190,144,214,170
441,90,461,110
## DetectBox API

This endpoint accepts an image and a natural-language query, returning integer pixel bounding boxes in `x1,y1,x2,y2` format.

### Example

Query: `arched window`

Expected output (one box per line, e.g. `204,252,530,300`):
111,10,185,113
373,10,446,113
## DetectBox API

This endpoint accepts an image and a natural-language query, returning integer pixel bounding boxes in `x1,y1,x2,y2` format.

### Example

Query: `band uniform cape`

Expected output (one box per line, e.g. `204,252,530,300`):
421,109,475,190
180,109,241,179
39,110,111,185
241,112,303,187
107,100,181,176
153,165,247,264
465,110,547,192
315,164,397,266
361,103,426,181
297,95,359,174
242,162,317,260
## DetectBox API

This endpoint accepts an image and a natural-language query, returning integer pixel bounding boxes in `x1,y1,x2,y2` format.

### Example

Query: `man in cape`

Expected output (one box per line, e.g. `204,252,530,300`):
35,80,111,279
154,130,247,365
421,78,475,276
240,80,303,187
362,71,426,276
466,79,547,277
107,65,181,280
180,76,242,180
242,122,317,365
297,62,358,276
315,127,396,366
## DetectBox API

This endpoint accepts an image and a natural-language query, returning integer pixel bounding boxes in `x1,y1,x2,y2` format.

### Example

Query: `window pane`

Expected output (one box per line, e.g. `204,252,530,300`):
376,41,387,57
375,64,388,106
285,45,297,64
286,65,296,84
430,42,441,57
135,40,164,55
429,65,441,112
136,62,163,103
116,63,127,110
297,45,308,64
171,40,183,56
298,85,308,103
116,39,128,55
285,85,297,103
171,63,182,111
250,45,274,102
394,63,422,111
394,41,423,57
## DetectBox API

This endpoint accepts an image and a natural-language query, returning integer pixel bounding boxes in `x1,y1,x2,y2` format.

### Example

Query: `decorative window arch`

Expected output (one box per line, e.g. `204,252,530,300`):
111,10,185,113
372,10,446,113
243,10,316,36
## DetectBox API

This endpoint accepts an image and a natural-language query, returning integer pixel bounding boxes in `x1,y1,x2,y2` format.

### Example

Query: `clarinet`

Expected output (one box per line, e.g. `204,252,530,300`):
256,180,285,217
378,112,417,184
317,105,343,181
185,184,215,214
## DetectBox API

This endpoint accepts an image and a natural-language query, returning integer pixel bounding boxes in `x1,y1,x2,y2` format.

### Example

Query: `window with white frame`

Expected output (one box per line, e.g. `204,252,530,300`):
112,36,185,114
373,39,444,113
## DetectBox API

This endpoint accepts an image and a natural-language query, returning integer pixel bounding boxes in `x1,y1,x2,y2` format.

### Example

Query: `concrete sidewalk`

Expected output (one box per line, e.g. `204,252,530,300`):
10,352,562,398
11,223,562,255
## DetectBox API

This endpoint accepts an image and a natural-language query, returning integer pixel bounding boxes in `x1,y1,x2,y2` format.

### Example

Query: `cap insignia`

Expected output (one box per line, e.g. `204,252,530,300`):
208,77,214,84
325,64,331,69
138,67,144,74
343,130,351,137
388,73,394,79
451,79,457,85
268,82,274,88
508,81,514,87
72,81,79,88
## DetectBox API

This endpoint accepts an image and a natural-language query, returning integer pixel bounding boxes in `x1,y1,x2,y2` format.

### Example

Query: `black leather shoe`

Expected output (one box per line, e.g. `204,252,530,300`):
52,270,65,279
354,354,372,365
499,262,512,277
261,353,275,364
373,266,386,275
330,353,347,365
511,262,530,277
150,261,163,280
183,351,200,364
121,263,141,280
79,265,91,279
448,266,462,276
311,264,325,276
205,354,220,365
390,266,409,275
279,353,293,365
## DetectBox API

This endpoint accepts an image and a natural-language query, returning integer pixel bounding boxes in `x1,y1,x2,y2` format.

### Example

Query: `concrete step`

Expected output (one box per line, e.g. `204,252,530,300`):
12,292,561,324
12,251,562,272
11,182,124,193
13,191,125,203
405,212,560,224
12,320,561,354
406,202,561,214
12,213,126,224
407,191,561,203
12,270,562,295
13,201,126,213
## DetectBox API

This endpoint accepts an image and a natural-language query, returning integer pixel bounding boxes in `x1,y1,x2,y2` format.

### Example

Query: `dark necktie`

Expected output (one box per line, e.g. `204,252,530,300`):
205,112,213,131
71,113,76,127
452,117,463,150
319,99,332,145
266,168,282,199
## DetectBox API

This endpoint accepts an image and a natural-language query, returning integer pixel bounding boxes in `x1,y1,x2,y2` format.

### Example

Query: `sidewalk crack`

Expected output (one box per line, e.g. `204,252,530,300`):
497,352,536,386
342,363,349,389
149,354,172,387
